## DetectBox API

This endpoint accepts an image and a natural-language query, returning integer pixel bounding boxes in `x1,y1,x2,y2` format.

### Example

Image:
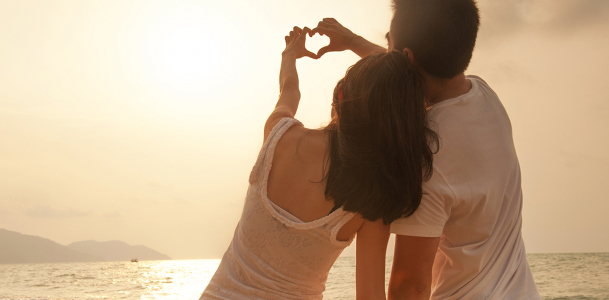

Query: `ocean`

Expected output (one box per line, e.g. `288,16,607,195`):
0,253,607,300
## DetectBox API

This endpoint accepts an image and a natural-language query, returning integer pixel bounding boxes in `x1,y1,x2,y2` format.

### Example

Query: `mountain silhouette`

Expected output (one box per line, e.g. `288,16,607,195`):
67,240,171,261
0,228,103,264
0,228,171,264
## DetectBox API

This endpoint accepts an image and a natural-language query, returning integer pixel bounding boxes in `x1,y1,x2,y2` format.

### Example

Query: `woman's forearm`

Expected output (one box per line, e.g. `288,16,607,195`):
279,52,299,93
274,51,301,117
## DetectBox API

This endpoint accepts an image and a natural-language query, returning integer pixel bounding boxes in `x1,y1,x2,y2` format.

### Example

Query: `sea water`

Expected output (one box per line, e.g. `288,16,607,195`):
0,253,607,300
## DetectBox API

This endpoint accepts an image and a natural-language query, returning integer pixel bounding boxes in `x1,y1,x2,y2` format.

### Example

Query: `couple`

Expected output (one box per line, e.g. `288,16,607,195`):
201,0,540,299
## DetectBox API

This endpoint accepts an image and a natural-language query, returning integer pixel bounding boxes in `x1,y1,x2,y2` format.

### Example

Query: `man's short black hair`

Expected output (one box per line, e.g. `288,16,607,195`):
391,0,480,79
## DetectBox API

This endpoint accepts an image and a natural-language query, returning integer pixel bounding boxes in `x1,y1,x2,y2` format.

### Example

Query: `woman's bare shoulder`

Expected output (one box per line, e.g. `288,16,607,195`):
276,126,327,162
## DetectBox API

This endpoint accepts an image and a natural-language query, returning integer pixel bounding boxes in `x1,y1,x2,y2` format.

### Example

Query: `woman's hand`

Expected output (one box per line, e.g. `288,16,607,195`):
283,26,317,59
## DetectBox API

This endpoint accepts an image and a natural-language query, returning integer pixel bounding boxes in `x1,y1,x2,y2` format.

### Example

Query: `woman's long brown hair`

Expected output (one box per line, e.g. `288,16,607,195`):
324,51,439,224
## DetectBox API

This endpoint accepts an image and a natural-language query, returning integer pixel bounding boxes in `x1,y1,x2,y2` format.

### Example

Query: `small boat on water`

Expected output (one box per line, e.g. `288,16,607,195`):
131,258,138,263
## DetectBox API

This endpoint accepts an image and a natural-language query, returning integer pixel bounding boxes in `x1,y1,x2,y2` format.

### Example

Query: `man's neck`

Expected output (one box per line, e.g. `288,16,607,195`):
425,73,472,106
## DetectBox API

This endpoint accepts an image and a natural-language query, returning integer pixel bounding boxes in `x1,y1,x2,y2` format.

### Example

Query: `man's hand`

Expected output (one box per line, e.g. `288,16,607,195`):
283,26,317,59
311,18,387,58
310,18,358,58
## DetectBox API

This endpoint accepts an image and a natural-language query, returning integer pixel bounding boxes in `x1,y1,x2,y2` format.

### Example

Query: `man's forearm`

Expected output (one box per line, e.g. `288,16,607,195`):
349,35,387,58
389,235,440,300
388,282,431,300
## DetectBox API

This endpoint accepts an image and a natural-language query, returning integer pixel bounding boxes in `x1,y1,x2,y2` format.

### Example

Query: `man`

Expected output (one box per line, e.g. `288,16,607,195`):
312,0,540,299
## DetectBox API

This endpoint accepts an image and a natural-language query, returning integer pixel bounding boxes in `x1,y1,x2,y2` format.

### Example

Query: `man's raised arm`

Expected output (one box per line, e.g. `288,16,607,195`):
311,18,387,58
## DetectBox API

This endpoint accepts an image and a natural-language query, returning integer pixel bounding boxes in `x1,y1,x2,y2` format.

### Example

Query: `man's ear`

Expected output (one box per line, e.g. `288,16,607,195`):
403,48,415,63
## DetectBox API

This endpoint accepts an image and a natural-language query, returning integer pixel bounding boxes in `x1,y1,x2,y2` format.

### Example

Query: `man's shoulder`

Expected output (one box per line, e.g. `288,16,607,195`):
465,74,486,84
465,74,494,90
427,74,516,192
430,74,508,134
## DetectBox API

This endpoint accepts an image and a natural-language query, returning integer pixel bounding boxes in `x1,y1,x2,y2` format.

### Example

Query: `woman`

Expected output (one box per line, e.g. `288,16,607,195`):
200,26,437,299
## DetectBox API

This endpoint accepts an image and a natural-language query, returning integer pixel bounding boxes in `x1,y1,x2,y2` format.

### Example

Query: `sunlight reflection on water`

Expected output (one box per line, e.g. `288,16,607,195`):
2,254,609,299
0,259,221,300
136,259,221,299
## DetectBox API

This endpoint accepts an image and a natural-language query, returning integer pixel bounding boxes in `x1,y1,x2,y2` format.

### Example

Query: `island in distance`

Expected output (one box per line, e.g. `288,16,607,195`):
0,228,171,264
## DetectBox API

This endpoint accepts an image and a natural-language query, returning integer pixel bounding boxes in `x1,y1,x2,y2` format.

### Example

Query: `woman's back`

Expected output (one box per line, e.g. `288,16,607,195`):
201,118,358,300
267,121,335,222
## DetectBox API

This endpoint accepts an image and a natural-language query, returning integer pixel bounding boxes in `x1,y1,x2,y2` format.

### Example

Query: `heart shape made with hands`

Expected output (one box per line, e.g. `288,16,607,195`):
304,33,330,57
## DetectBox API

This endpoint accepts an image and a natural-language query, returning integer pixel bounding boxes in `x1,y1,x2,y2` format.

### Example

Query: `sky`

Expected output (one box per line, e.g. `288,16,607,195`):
1,0,608,259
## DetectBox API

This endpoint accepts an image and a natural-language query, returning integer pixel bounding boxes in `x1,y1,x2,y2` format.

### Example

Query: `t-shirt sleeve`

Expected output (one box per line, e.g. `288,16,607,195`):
390,168,454,237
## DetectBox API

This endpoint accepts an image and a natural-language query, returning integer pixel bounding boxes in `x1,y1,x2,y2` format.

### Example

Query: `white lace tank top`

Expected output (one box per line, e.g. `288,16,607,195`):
201,118,356,300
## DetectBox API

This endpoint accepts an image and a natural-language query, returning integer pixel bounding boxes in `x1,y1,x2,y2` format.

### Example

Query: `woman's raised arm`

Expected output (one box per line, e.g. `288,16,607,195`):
264,26,317,142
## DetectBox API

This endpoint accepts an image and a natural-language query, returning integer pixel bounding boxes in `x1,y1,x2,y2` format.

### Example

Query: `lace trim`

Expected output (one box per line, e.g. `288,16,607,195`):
258,118,355,232
249,118,297,185
330,212,357,247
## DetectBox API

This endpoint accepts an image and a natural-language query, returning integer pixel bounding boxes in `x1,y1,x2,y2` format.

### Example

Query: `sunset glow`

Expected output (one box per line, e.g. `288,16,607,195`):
0,0,608,260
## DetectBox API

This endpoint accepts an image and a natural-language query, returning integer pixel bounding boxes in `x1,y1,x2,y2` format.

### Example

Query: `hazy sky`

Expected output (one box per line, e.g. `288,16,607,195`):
1,0,608,259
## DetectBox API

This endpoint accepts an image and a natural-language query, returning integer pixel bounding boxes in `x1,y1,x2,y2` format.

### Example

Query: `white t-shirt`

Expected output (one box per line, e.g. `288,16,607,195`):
391,76,540,300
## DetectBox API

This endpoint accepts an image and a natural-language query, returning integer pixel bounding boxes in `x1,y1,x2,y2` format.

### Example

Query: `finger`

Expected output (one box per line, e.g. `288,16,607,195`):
285,35,289,45
323,18,338,23
293,26,302,34
317,21,332,29
311,26,329,36
304,50,318,60
308,29,314,37
302,27,312,37
317,45,333,58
